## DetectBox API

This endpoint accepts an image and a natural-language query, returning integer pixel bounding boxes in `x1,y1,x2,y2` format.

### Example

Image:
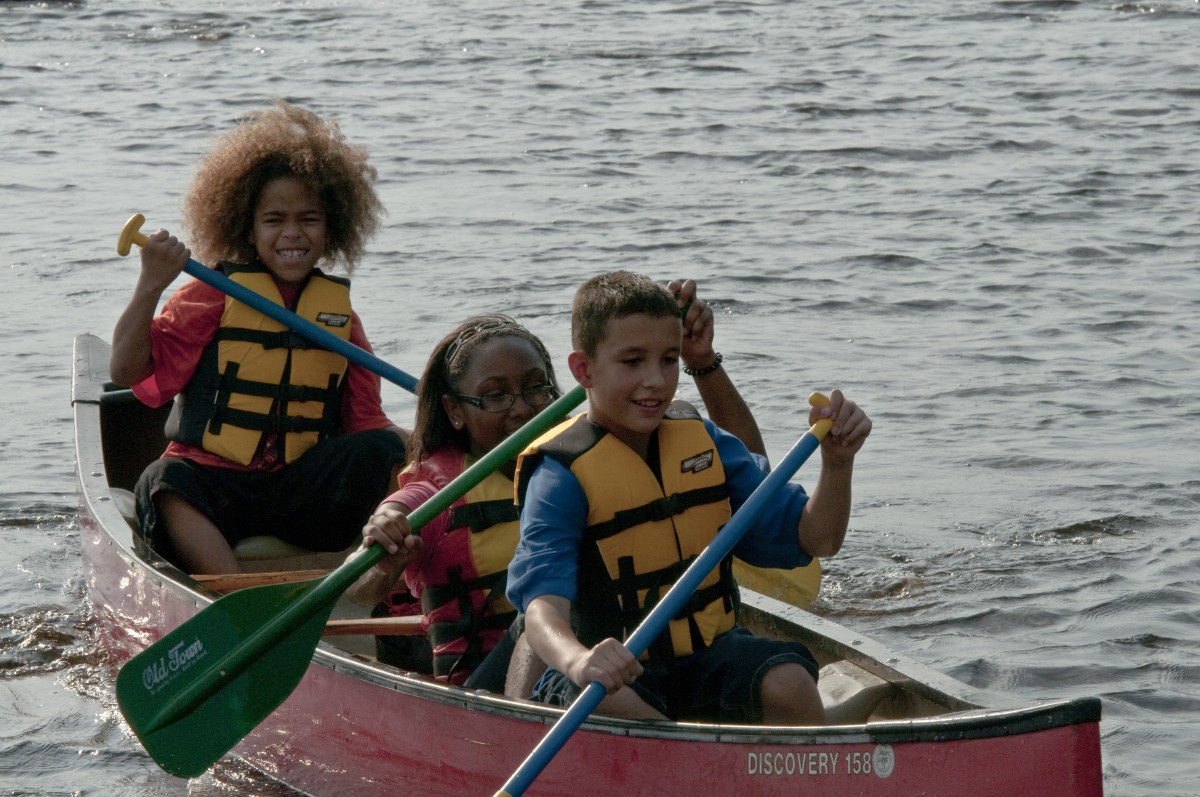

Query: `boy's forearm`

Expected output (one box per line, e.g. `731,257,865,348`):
797,460,854,558
525,595,587,677
693,366,767,457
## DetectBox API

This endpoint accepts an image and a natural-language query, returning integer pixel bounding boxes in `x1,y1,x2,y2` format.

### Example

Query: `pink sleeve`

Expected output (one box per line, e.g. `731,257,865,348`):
381,480,440,514
340,311,395,432
382,479,449,593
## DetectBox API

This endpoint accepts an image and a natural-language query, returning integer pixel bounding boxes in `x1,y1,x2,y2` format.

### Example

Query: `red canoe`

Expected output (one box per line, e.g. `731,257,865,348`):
72,333,1104,796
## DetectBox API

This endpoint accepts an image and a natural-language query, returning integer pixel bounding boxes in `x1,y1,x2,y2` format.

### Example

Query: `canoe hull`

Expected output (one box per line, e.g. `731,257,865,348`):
73,334,1103,796
255,661,1102,796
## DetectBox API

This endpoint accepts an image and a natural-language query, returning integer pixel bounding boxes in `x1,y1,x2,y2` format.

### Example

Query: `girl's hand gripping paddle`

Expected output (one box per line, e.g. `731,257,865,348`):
117,214,418,393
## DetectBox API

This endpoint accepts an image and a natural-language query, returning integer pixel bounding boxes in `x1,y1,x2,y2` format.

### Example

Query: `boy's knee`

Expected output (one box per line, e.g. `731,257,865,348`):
760,662,825,726
504,634,547,699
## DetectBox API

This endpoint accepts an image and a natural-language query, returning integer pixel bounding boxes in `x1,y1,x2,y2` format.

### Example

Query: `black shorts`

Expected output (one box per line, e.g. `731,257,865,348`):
532,625,819,723
372,593,434,674
462,613,526,692
135,429,405,558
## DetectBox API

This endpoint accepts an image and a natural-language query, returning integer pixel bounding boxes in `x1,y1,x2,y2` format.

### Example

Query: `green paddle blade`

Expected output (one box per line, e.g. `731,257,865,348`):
116,577,332,777
116,384,586,777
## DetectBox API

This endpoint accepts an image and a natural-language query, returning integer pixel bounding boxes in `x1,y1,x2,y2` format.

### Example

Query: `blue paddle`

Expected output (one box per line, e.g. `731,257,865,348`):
116,214,418,393
493,393,834,797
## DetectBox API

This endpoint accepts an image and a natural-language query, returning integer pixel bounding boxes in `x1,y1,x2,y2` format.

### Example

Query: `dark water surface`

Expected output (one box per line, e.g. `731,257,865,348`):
2,1,1198,794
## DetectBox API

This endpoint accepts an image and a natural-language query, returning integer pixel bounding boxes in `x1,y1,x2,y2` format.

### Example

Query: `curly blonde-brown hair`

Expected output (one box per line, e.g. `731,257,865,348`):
181,100,383,273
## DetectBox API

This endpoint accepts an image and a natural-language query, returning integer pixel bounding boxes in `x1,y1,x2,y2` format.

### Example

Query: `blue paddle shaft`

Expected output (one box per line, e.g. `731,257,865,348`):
180,259,418,393
117,214,418,393
495,421,830,797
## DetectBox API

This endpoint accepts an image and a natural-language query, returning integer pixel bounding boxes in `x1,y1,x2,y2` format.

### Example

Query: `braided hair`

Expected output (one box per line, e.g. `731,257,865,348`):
406,314,559,466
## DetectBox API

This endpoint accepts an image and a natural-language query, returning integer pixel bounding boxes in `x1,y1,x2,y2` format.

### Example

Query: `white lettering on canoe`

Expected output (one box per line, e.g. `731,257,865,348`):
746,751,841,776
140,638,208,694
746,746,896,779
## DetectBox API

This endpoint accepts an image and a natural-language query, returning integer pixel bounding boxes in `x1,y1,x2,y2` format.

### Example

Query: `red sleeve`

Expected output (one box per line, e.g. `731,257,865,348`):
340,311,395,433
132,279,225,408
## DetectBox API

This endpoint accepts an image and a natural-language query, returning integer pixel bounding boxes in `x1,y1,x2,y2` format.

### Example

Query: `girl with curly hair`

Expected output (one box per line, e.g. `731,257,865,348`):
110,101,407,575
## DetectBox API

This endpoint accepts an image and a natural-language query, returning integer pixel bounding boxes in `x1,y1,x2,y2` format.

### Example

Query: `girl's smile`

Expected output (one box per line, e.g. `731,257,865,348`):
444,336,555,472
248,176,328,286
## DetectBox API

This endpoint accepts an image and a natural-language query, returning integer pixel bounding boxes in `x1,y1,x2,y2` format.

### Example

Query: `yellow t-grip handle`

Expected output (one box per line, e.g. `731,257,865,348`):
808,391,834,439
117,213,150,256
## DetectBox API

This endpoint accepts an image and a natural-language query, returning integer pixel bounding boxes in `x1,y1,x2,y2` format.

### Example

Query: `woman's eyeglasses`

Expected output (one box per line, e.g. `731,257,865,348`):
450,384,559,413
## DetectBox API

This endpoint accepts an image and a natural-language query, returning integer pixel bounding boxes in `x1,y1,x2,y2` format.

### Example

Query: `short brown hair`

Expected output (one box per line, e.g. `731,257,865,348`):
571,270,678,356
181,100,384,273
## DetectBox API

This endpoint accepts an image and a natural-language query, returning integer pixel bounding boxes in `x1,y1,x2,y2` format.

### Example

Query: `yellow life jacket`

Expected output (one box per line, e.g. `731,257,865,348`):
170,263,352,465
516,402,736,664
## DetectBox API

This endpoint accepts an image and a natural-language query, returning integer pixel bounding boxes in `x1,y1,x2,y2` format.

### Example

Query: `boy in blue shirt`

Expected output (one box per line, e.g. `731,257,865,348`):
507,270,871,725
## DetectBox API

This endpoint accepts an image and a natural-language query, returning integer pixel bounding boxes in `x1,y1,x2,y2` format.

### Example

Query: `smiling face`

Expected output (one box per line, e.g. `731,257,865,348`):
248,176,328,286
442,336,556,464
568,312,682,458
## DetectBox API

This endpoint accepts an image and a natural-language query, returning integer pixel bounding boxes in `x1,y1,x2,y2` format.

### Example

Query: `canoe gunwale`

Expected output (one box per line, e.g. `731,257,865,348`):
72,333,1104,795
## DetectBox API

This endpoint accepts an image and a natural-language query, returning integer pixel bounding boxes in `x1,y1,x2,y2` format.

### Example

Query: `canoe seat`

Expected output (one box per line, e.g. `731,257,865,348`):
110,487,140,531
818,659,895,725
235,535,312,559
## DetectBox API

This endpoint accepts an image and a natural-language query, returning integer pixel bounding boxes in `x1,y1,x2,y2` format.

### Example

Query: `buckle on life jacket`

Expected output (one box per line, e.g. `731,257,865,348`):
644,492,684,522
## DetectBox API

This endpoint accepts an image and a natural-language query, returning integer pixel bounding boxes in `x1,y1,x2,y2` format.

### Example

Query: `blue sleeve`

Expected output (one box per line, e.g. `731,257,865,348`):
709,420,813,569
506,456,589,612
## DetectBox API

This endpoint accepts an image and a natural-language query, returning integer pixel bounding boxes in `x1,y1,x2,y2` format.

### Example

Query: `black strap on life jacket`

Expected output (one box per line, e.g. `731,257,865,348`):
585,483,729,542
449,499,520,533
423,499,520,676
423,566,515,679
422,567,509,614
207,362,338,436
218,327,317,350
615,552,737,669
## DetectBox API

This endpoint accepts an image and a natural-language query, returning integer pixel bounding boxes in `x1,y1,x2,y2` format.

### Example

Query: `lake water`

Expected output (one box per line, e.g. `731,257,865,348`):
2,0,1198,794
